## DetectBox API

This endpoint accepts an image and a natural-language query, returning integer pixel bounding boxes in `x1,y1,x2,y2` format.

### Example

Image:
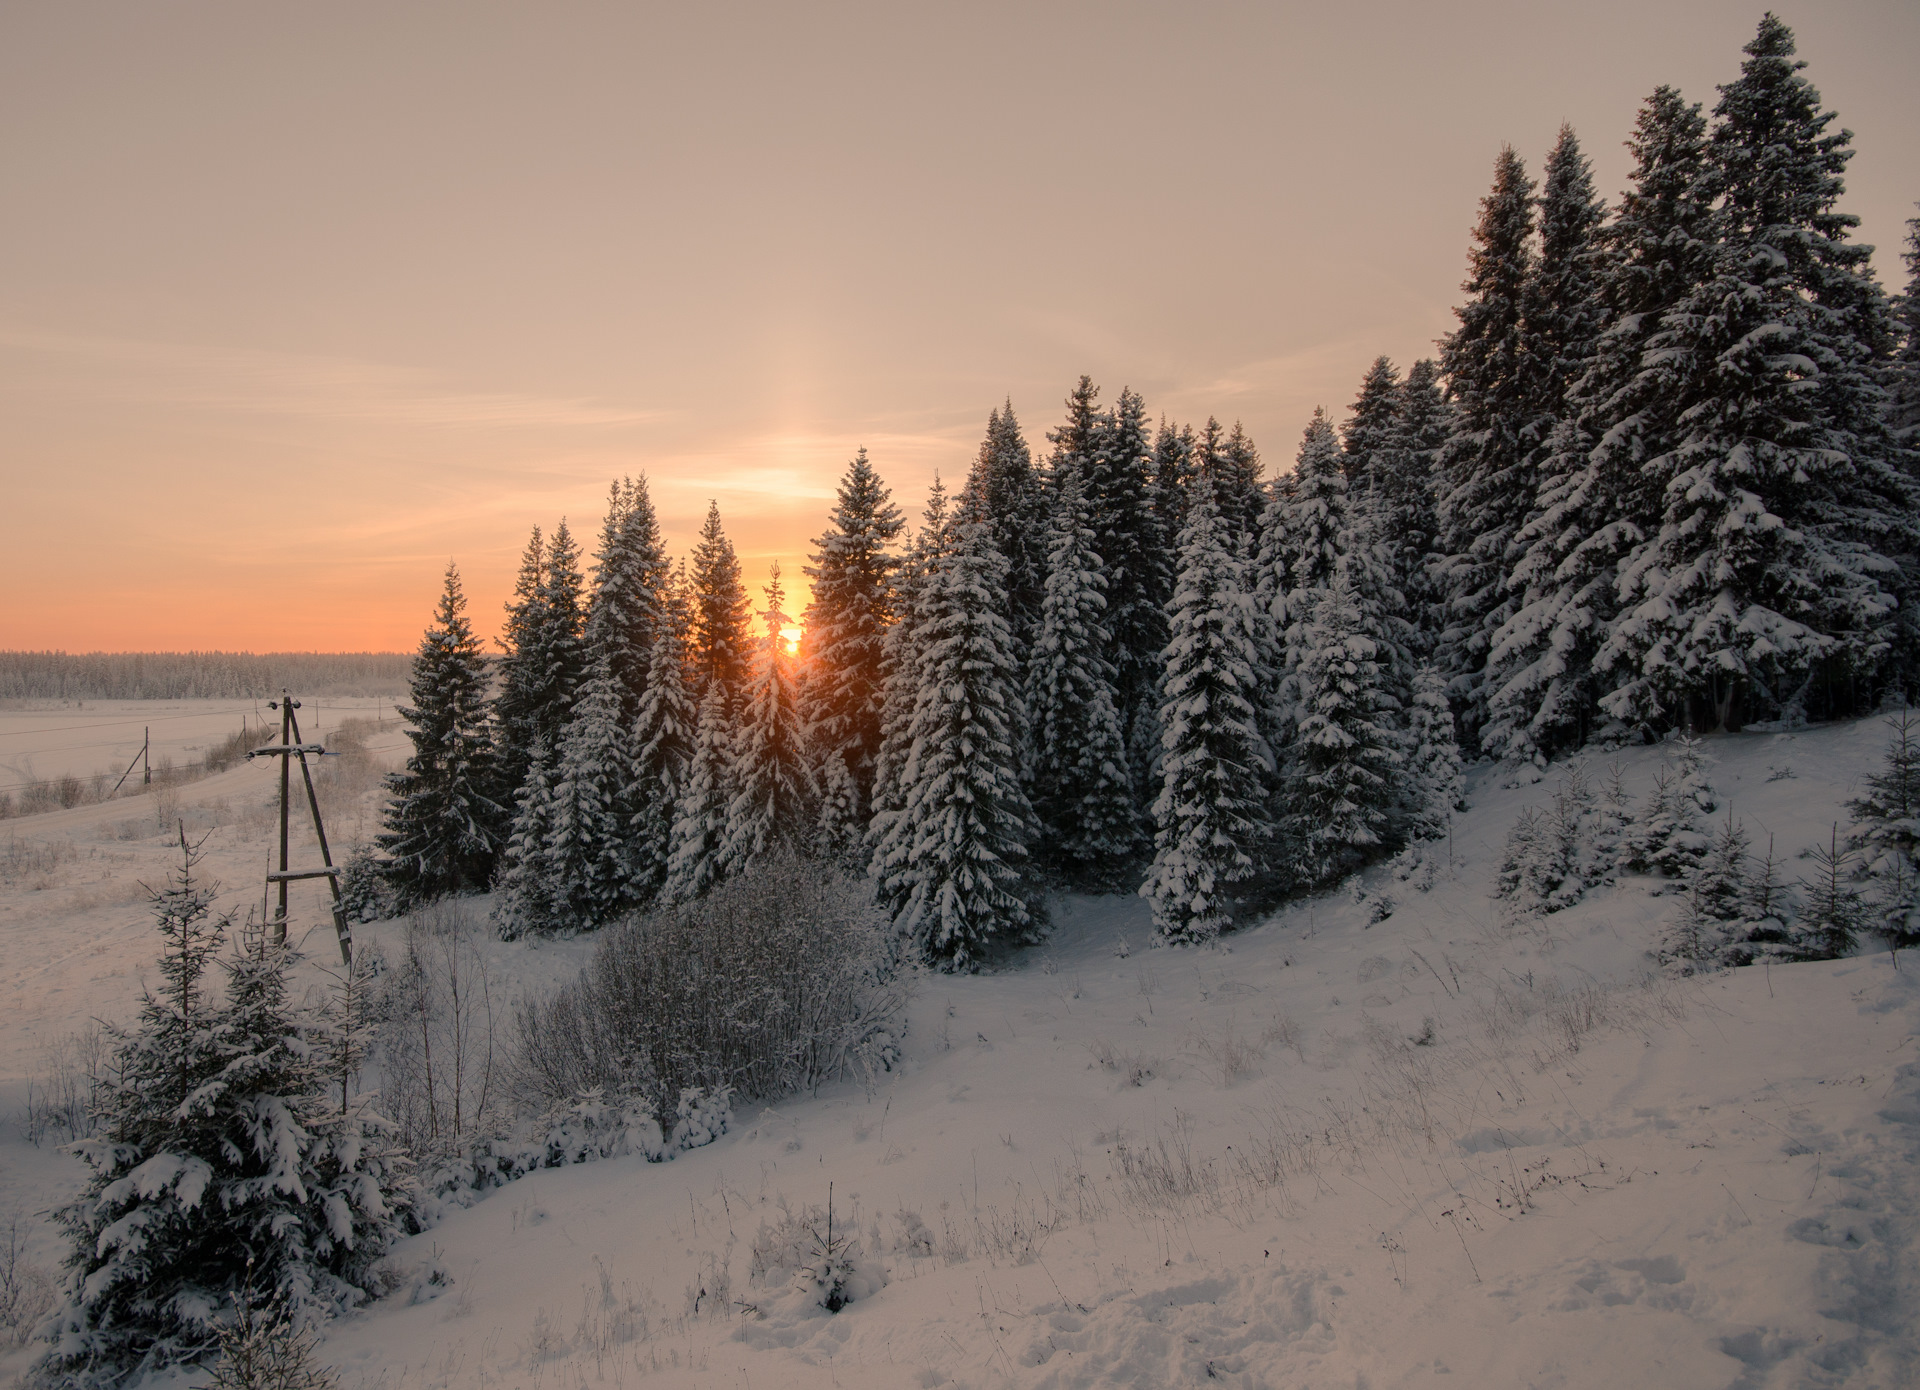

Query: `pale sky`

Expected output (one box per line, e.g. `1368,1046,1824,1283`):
3,1,1914,652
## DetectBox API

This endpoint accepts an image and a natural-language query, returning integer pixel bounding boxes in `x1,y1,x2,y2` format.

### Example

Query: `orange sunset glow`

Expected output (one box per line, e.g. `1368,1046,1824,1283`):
2,3,1914,654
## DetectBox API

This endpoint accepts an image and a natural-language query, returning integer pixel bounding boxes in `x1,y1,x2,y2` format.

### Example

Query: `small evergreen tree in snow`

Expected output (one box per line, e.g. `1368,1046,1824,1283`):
1797,824,1869,959
663,684,734,905
378,563,502,907
42,841,407,1387
724,566,815,874
801,450,904,864
493,737,560,938
891,514,1039,970
1848,708,1920,945
1026,466,1135,881
1626,735,1716,879
1288,559,1405,888
545,658,640,928
1140,475,1273,944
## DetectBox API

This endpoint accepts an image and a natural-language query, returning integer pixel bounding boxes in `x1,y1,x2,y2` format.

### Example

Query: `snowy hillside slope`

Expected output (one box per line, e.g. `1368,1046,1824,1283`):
3,717,1918,1388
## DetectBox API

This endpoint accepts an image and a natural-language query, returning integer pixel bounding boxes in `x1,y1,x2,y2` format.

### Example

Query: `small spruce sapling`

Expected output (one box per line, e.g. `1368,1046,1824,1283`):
1847,710,1920,948
1797,825,1869,959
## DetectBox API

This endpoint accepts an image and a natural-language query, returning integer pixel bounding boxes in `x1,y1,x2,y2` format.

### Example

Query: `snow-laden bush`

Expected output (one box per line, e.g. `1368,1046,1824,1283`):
1848,709,1920,948
1624,735,1716,880
412,1087,731,1225
514,852,906,1134
1496,764,1607,915
1658,812,1798,971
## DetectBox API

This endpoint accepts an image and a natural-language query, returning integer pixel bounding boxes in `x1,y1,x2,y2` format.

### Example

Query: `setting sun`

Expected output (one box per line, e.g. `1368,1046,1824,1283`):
780,625,803,656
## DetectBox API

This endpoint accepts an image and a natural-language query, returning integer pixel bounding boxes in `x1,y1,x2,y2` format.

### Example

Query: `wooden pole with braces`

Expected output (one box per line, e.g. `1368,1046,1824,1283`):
248,689,352,963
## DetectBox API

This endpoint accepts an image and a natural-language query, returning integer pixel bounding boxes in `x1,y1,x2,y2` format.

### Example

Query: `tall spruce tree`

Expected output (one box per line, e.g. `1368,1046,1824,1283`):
1141,473,1273,945
1343,357,1402,492
378,563,502,906
801,449,904,860
1026,467,1136,880
532,519,588,743
1086,386,1172,820
628,571,696,903
583,476,670,720
1894,209,1920,446
1434,147,1540,750
1288,555,1406,887
663,683,734,905
1151,416,1197,567
1482,125,1613,763
1601,15,1912,730
545,657,640,928
492,526,548,803
889,511,1038,971
869,477,950,915
493,737,560,938
724,566,815,873
961,405,1047,660
1392,359,1453,648
688,501,754,718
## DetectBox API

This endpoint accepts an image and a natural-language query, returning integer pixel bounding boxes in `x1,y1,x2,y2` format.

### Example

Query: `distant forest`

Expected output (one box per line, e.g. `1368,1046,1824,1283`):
0,650,414,700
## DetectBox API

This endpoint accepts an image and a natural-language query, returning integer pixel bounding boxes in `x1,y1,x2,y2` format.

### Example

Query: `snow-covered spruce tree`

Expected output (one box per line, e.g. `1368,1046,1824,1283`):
583,476,670,721
1288,556,1405,889
800,450,904,866
1848,708,1920,945
1797,824,1869,959
42,842,407,1387
1894,209,1920,447
1151,416,1197,566
378,562,502,908
627,573,696,904
868,477,950,921
544,658,640,929
1391,360,1454,650
1602,16,1913,731
1626,734,1716,880
1491,88,1717,750
688,500,754,719
1433,146,1540,750
663,683,734,905
1087,386,1174,821
1026,465,1136,882
1404,663,1465,842
491,526,548,806
1483,125,1612,766
724,566,816,875
1140,473,1273,944
1342,356,1402,493
492,736,560,938
890,510,1040,971
961,405,1047,663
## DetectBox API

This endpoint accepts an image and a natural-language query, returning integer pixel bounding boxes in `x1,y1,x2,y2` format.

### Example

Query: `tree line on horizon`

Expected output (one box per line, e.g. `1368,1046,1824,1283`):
377,15,1920,963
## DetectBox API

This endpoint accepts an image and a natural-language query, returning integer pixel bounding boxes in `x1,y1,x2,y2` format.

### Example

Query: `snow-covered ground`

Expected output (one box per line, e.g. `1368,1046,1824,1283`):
2,715,1916,1388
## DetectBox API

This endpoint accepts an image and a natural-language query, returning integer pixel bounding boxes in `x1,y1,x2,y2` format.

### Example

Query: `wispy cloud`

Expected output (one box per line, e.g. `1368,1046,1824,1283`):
0,325,668,430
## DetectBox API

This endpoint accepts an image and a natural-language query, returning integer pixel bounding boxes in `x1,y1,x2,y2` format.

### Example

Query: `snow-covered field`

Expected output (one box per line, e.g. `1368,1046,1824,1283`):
3,716,1916,1388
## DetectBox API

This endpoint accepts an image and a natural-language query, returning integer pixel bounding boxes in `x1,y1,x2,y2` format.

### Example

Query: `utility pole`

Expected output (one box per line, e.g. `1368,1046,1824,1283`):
248,689,353,963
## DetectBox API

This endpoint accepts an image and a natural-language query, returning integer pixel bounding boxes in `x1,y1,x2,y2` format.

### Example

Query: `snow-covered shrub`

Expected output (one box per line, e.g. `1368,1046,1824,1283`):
515,852,905,1135
1625,736,1716,880
412,1086,731,1223
204,1261,340,1390
372,901,505,1161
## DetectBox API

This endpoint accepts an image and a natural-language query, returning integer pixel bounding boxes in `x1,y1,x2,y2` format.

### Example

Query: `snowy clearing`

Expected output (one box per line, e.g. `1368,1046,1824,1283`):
2,716,1917,1388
